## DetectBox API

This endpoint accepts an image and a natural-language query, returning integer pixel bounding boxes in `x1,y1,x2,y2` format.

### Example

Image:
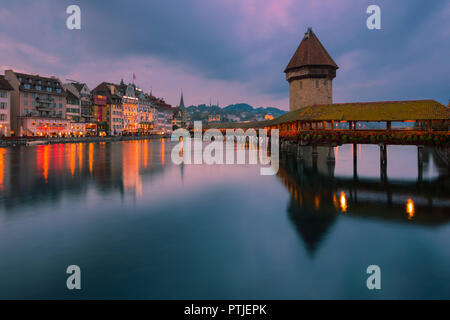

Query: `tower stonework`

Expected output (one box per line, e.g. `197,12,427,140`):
285,28,338,112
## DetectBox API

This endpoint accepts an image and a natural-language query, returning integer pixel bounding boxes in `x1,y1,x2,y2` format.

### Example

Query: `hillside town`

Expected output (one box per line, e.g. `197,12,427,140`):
0,70,188,137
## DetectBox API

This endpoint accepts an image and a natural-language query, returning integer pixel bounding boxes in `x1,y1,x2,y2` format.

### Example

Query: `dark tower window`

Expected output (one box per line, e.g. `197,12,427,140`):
299,81,302,89
315,80,319,88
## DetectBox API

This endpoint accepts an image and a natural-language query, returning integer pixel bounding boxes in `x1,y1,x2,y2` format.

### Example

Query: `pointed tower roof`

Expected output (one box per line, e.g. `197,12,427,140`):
284,28,338,73
179,90,185,109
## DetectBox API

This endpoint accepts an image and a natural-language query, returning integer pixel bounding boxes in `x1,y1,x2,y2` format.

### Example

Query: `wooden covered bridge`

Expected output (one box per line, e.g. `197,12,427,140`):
205,99,449,146
203,99,450,178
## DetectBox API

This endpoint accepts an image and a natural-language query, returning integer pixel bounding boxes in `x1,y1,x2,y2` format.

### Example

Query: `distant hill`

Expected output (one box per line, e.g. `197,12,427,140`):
223,103,254,112
186,103,286,123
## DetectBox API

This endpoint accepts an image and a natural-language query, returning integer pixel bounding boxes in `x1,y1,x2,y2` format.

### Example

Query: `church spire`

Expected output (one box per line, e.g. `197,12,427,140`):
179,90,185,109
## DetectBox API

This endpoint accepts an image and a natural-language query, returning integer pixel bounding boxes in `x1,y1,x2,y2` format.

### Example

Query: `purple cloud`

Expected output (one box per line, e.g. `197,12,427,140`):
0,0,448,109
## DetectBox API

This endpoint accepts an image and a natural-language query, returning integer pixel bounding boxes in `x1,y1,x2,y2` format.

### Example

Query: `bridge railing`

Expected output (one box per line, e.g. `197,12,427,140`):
278,130,449,146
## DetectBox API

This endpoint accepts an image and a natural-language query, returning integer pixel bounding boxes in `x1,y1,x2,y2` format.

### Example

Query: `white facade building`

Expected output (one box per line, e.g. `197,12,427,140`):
0,75,13,136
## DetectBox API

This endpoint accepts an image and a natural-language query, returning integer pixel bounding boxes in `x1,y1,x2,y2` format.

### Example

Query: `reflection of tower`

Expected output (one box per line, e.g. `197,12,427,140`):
285,28,338,111
280,156,337,256
287,200,336,256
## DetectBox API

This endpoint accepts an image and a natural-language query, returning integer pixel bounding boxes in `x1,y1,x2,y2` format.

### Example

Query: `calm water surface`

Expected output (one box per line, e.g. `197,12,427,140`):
0,140,449,299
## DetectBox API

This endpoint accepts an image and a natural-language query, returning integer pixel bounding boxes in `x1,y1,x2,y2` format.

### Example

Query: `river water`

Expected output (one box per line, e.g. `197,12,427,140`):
0,139,449,299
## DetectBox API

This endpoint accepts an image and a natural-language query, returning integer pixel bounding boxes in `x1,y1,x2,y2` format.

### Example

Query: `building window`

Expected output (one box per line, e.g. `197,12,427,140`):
315,80,319,88
24,84,31,89
299,81,302,89
46,87,52,92
35,85,41,90
24,100,28,106
0,91,5,98
0,102,6,109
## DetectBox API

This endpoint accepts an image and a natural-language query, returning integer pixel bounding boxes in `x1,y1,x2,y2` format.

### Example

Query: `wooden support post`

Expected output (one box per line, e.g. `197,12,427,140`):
327,146,335,163
312,145,318,156
353,143,357,179
418,145,423,183
380,144,387,182
297,144,304,160
287,141,294,154
312,145,318,172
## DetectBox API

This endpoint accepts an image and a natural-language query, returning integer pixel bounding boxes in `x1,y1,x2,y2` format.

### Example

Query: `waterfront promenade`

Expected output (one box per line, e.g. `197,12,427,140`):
0,134,169,147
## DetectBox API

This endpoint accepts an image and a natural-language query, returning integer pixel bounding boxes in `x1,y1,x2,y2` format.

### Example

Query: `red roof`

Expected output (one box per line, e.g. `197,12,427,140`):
285,28,338,73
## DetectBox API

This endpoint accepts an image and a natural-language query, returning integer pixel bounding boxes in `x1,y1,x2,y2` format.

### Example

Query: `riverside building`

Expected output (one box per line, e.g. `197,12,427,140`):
0,75,13,137
4,70,67,136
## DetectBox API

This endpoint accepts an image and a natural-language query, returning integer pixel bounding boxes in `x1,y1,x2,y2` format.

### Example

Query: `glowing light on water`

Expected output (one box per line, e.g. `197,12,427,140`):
88,143,93,175
340,192,347,212
161,138,165,166
0,148,5,190
314,195,320,209
406,198,415,220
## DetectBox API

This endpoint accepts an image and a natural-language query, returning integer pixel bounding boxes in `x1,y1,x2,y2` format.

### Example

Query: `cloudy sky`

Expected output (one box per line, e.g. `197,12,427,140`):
0,0,449,109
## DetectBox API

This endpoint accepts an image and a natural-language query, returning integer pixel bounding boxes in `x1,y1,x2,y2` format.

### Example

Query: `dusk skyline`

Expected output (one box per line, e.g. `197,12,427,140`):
0,0,449,109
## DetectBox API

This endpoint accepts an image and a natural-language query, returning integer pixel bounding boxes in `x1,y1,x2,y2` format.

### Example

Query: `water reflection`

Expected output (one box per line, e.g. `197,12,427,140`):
0,141,449,299
0,139,168,212
278,145,450,255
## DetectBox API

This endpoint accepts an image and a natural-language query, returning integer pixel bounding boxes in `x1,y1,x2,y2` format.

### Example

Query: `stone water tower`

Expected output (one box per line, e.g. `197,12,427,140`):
285,28,338,111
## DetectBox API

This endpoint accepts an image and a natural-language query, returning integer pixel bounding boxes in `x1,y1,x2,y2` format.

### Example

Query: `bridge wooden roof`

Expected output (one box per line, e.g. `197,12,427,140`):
270,100,450,124
204,100,449,130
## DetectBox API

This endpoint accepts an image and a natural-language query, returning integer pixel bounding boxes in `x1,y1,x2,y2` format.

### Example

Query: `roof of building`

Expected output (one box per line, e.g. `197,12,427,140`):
270,100,450,123
63,83,80,98
12,71,65,95
0,75,13,91
66,89,79,101
285,28,338,73
92,82,122,103
71,82,89,93
156,104,172,111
